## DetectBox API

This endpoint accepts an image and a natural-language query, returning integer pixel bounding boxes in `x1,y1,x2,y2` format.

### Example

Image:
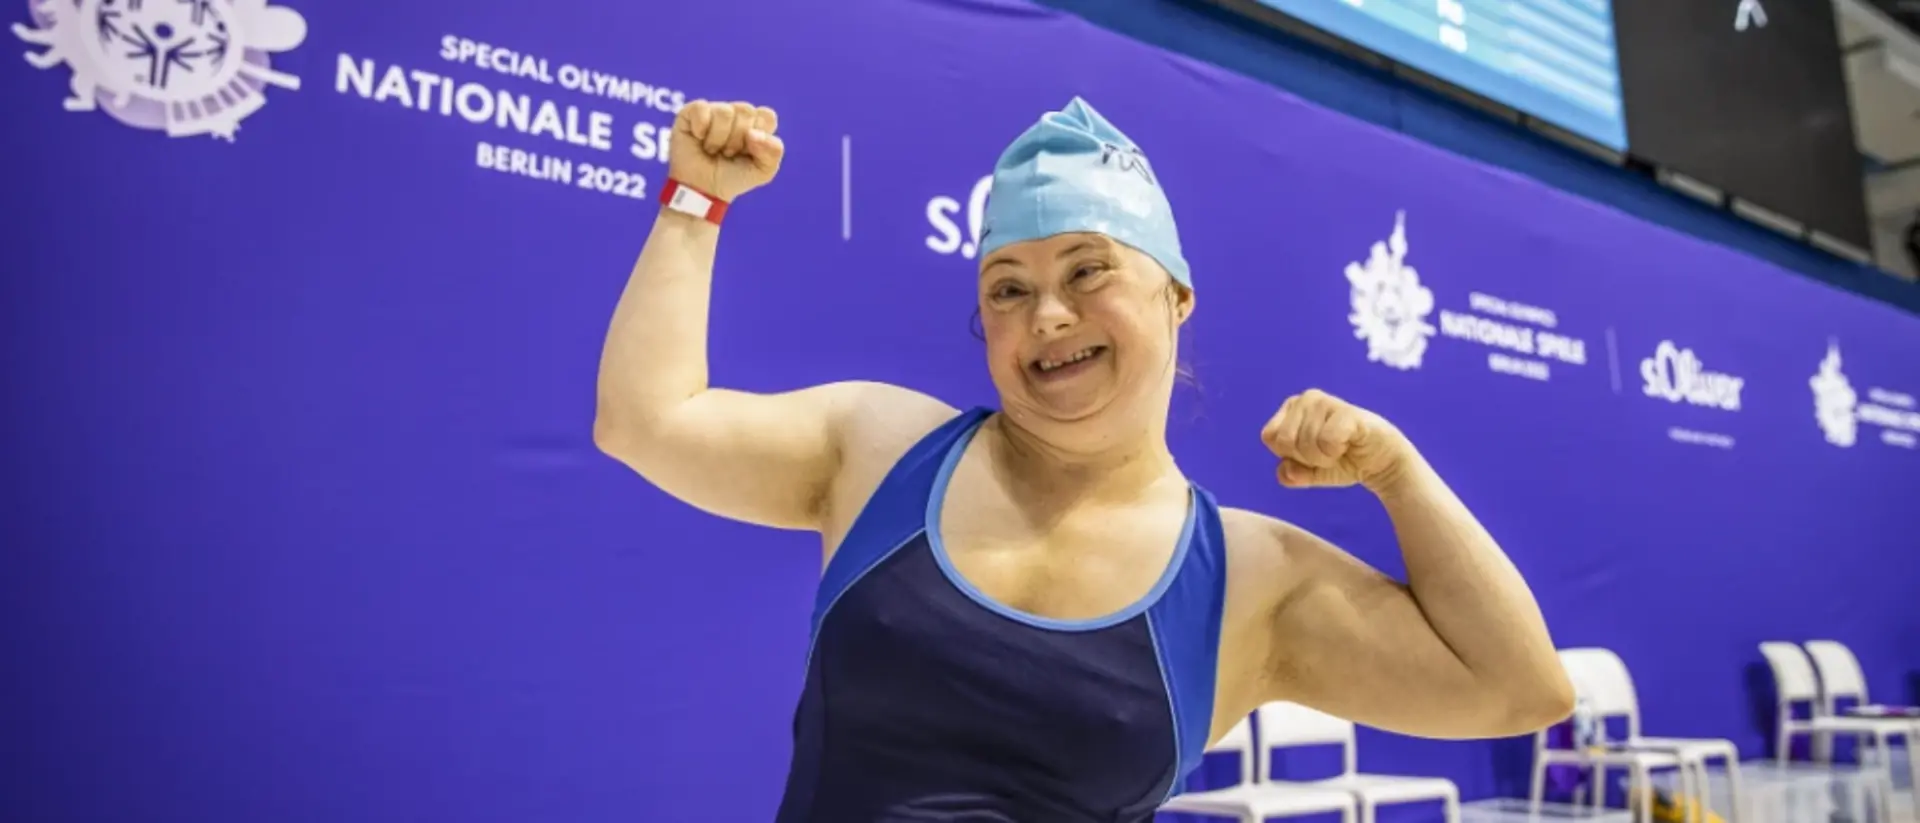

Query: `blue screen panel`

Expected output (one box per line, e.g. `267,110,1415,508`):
1254,0,1627,150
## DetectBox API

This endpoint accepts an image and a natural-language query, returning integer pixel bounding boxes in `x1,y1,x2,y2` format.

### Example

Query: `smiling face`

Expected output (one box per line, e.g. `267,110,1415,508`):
977,232,1193,438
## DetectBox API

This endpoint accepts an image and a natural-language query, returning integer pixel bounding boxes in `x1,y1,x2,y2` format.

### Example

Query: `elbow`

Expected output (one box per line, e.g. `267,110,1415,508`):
1496,668,1577,736
591,409,630,455
592,416,627,459
592,400,655,464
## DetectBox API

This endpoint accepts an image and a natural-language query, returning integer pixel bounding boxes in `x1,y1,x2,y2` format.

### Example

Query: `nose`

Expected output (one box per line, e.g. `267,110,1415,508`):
1031,291,1077,338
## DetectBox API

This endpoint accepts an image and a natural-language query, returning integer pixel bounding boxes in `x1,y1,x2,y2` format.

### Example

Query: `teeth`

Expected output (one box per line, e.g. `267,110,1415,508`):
1038,347,1100,372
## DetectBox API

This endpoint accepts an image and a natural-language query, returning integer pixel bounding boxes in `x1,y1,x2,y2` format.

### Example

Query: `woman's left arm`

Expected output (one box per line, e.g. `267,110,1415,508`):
1240,389,1575,739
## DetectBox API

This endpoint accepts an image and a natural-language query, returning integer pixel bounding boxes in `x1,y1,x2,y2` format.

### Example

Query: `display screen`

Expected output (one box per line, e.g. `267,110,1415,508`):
1235,0,1629,150
1613,0,1870,249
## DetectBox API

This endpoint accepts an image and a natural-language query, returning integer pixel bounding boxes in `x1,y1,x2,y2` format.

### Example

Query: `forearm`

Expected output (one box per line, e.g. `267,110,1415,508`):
595,209,720,435
1369,452,1571,712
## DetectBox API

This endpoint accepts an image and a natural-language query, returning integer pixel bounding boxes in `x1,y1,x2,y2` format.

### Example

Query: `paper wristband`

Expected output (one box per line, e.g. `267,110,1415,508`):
659,179,729,224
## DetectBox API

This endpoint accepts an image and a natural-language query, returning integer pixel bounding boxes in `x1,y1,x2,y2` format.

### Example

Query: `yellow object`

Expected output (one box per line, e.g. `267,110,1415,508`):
1631,787,1724,823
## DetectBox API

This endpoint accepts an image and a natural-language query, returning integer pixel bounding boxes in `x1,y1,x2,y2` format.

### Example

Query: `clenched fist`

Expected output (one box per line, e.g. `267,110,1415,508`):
1261,389,1415,491
670,99,784,202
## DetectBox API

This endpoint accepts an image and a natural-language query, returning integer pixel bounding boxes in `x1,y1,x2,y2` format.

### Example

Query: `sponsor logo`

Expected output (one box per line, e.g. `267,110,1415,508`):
1342,211,1587,380
1637,340,1743,449
1810,340,1920,449
1810,341,1859,447
1640,340,1744,412
1345,211,1437,371
927,174,993,259
14,0,309,140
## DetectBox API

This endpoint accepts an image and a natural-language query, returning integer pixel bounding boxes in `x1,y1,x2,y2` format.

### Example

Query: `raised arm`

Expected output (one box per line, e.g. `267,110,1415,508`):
593,100,946,532
1236,389,1574,739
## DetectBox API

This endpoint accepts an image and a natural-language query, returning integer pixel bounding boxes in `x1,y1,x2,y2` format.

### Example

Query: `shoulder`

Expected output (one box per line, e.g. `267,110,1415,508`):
1212,506,1363,628
816,382,963,543
1216,507,1300,576
1204,506,1318,719
1208,505,1397,707
1215,507,1302,612
824,381,964,464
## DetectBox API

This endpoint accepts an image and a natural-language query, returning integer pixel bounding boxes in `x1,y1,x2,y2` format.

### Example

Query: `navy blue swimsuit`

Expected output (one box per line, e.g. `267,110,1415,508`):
775,408,1230,823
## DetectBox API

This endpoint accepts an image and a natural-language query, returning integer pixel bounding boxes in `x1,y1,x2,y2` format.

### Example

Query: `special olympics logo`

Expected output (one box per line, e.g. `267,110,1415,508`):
13,0,308,140
1345,210,1436,371
1810,340,1859,448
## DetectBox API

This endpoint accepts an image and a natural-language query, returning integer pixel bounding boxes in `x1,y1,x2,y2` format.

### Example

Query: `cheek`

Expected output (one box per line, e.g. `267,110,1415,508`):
979,311,1014,343
979,318,1026,369
1100,303,1167,348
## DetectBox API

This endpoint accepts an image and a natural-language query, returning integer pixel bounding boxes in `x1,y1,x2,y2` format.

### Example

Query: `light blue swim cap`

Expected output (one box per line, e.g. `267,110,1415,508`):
978,97,1192,289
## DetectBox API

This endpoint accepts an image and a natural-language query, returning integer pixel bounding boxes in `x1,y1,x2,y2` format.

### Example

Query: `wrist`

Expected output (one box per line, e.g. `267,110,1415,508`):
1363,441,1431,501
659,177,729,225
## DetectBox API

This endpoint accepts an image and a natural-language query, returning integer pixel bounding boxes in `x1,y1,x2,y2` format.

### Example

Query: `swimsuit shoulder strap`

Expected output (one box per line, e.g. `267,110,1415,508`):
808,406,994,638
1144,485,1230,794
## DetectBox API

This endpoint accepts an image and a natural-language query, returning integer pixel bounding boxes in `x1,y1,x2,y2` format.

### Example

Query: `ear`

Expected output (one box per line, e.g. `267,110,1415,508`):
1173,283,1196,325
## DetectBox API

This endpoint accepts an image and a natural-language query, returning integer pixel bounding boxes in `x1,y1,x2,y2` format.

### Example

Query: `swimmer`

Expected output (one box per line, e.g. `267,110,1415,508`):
595,97,1574,822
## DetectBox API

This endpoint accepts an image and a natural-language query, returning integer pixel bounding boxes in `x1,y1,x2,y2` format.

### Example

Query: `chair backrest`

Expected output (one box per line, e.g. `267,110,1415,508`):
1558,648,1641,739
1203,714,1256,788
1254,701,1356,780
1803,640,1870,708
1758,641,1822,705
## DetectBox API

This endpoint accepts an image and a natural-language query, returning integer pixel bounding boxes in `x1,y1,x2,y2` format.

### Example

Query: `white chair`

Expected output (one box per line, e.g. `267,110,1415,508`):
1160,714,1358,822
1803,641,1920,810
1253,701,1460,823
1530,648,1737,823
1758,640,1908,823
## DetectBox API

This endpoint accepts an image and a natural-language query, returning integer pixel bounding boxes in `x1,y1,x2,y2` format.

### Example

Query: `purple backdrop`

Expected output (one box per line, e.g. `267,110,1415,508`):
3,0,1917,821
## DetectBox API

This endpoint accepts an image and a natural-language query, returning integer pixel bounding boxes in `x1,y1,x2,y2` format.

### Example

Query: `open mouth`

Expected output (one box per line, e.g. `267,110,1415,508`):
1030,345,1108,379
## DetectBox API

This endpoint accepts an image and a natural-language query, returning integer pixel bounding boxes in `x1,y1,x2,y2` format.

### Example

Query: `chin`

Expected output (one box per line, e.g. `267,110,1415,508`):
1023,399,1107,425
1009,381,1122,426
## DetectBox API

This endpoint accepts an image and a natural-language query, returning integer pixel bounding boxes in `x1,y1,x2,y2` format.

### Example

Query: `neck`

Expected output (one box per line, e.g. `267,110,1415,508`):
988,408,1180,507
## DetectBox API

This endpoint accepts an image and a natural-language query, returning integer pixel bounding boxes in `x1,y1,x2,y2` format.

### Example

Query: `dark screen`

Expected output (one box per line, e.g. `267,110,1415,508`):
1615,0,1869,249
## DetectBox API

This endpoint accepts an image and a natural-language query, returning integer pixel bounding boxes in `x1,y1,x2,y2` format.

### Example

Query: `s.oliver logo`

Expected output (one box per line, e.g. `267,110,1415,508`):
926,175,993,259
1640,340,1744,412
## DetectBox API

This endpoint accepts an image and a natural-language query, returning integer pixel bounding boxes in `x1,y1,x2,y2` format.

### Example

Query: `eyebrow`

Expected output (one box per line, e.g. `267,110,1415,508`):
981,240,1109,273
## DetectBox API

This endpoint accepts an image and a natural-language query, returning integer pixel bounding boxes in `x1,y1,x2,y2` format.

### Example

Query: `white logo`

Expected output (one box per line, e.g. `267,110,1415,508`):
1346,211,1436,371
1810,340,1859,448
14,0,309,140
1735,0,1768,31
926,174,993,259
1640,340,1744,411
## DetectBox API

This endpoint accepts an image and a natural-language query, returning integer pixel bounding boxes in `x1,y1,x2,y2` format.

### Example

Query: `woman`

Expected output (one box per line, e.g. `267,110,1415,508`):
595,97,1574,822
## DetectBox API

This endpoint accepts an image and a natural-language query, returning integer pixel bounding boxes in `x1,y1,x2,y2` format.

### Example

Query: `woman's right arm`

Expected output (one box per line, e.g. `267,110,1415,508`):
592,101,951,533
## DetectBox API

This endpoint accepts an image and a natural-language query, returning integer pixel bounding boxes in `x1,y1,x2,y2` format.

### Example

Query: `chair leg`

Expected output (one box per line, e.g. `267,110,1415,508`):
1846,773,1869,823
1675,766,1694,823
1722,751,1745,823
1869,731,1895,823
1629,765,1648,823
1529,753,1550,814
1698,762,1713,823
1358,799,1375,823
1901,729,1920,816
1444,790,1460,823
1885,731,1903,822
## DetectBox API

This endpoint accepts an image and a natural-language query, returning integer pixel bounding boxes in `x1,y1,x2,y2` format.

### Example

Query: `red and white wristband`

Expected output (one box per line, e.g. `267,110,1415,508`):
659,179,729,225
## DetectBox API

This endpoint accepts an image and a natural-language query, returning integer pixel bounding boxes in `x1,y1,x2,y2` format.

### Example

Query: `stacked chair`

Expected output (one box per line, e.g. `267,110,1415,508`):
1758,639,1920,822
1161,701,1459,823
1529,648,1744,823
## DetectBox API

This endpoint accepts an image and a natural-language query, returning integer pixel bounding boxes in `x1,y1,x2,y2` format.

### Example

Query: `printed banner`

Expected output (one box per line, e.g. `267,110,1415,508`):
4,0,1917,820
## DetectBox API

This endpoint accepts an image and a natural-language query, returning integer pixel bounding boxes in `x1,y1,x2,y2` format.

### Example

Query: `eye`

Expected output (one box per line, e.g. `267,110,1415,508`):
990,282,1029,302
1070,262,1111,285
